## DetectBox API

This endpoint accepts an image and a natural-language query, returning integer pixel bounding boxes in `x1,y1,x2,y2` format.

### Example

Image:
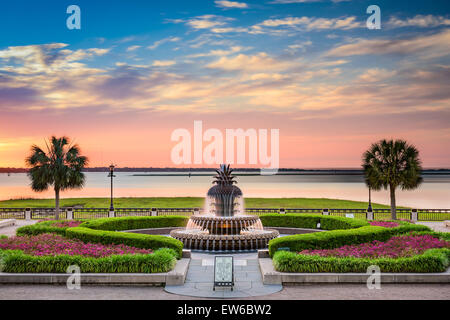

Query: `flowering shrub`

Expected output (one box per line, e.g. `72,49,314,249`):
0,234,153,258
369,221,399,228
298,235,450,259
52,221,83,228
17,220,84,237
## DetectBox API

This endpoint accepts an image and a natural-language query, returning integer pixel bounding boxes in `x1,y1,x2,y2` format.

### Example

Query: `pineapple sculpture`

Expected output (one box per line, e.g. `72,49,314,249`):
213,164,237,186
207,164,242,217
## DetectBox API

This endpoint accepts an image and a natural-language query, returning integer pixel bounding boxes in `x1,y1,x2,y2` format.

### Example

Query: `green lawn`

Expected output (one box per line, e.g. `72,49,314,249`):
0,197,393,209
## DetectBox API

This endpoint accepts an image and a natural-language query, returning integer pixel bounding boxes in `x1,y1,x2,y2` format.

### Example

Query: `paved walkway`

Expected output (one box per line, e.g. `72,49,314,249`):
0,220,37,237
165,252,282,298
417,221,449,233
0,283,448,300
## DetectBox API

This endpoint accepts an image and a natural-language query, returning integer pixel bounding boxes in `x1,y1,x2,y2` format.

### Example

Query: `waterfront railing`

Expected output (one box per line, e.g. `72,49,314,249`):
0,207,449,222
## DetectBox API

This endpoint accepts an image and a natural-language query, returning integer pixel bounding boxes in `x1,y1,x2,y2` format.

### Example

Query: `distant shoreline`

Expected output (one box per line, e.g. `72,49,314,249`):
2,168,450,175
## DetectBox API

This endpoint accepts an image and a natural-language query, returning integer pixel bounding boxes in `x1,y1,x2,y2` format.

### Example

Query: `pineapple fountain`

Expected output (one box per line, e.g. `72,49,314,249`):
170,164,279,251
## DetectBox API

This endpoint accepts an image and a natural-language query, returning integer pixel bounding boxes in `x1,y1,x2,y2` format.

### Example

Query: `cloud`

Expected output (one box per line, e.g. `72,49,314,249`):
152,60,176,67
387,15,450,28
326,29,450,59
126,45,141,52
0,44,109,75
179,15,234,30
147,36,181,50
356,68,397,83
207,52,294,72
187,46,245,58
215,1,248,9
286,41,312,53
257,16,361,31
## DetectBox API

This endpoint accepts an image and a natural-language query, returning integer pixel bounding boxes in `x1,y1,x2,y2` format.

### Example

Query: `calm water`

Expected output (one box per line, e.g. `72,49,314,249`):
0,172,449,208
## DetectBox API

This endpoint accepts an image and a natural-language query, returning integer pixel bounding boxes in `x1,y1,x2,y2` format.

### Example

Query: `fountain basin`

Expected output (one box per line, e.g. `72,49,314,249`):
170,228,279,251
170,214,279,251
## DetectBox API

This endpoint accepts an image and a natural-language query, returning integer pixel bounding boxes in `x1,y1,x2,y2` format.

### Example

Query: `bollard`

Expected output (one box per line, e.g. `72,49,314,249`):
25,208,32,220
151,208,157,217
367,210,374,221
322,209,329,216
279,208,286,215
67,207,74,220
411,209,418,222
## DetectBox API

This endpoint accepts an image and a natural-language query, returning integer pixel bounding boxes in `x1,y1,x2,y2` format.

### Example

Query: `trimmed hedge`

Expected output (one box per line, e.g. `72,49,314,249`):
80,215,189,231
16,220,80,237
267,215,431,257
268,225,391,257
259,214,369,230
0,248,177,273
15,216,187,258
66,226,184,258
272,248,450,273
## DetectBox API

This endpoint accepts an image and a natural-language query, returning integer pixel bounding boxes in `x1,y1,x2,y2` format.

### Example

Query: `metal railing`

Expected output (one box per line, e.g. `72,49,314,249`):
0,207,449,221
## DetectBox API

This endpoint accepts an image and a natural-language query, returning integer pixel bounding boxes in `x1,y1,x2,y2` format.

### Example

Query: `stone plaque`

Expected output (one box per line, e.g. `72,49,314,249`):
213,256,234,290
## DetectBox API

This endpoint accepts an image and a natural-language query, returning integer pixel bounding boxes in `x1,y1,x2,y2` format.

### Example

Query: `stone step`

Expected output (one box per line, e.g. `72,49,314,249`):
201,259,247,266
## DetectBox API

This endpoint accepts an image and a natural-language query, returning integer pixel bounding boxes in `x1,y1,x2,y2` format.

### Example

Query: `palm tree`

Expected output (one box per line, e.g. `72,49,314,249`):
25,136,88,220
362,139,423,220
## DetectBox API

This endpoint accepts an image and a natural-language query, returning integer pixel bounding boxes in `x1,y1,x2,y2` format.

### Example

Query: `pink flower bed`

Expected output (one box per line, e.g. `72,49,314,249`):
298,235,450,258
52,221,83,228
369,221,399,228
0,234,153,258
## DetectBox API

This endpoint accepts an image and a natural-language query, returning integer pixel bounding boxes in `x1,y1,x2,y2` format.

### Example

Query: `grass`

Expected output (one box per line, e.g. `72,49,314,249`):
0,197,393,209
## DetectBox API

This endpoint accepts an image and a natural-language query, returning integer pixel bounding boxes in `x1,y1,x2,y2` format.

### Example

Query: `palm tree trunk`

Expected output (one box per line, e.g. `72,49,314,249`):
389,184,397,220
55,187,60,220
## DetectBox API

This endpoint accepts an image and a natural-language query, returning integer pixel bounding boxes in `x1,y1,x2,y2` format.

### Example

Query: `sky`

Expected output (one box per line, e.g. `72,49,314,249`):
0,0,449,169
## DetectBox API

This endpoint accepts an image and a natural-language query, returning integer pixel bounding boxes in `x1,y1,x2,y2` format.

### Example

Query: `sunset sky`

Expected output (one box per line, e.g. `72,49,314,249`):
0,0,449,168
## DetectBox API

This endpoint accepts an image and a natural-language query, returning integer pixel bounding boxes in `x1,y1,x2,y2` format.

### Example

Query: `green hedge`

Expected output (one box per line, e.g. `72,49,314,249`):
259,214,369,230
80,215,188,231
66,226,184,258
0,248,177,273
272,248,450,273
16,220,79,237
15,216,187,258
269,216,431,257
268,225,391,257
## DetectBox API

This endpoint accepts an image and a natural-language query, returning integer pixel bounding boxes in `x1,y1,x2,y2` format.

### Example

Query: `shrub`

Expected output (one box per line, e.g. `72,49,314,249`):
0,235,7,240
0,234,154,258
16,220,82,237
268,225,391,257
80,215,189,231
66,227,184,258
259,214,369,230
369,221,399,228
266,215,432,257
298,235,450,258
390,221,431,234
272,248,450,273
0,248,176,273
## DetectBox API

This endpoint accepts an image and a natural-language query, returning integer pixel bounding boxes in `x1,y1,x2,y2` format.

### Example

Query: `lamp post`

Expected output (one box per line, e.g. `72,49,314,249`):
367,186,373,212
108,164,116,211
